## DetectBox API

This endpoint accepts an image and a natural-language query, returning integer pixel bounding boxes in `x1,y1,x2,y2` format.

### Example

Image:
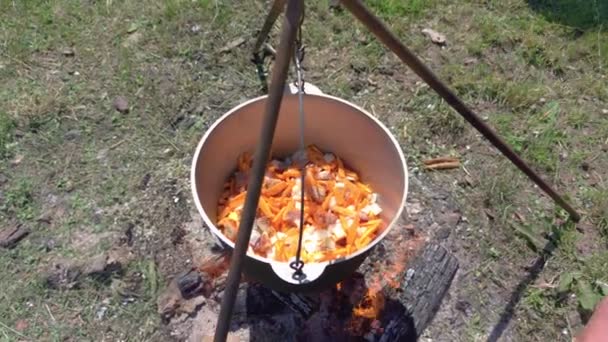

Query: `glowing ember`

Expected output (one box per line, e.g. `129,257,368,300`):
347,228,425,336
352,286,385,319
198,253,230,278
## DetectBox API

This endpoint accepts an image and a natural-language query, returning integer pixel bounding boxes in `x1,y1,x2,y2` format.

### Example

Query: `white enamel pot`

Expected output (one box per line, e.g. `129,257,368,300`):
191,84,408,292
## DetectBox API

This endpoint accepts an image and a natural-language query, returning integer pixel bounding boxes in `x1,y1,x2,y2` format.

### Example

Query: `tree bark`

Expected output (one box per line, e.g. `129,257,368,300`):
381,243,459,340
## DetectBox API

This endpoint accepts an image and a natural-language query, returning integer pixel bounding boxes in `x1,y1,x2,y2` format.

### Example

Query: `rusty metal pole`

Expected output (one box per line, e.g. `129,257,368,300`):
340,0,580,222
213,1,303,341
253,0,286,54
252,0,286,92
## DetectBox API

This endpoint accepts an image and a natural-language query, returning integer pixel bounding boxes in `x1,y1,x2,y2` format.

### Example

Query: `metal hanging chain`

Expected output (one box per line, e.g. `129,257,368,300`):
289,19,307,281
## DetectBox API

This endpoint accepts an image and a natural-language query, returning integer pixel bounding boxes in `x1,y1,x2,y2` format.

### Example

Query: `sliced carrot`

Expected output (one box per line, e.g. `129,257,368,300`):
362,219,382,229
356,236,372,249
272,206,288,227
356,225,379,247
282,169,301,179
357,182,372,194
264,182,288,196
332,206,356,217
322,194,333,211
218,147,385,264
258,197,274,218
337,157,346,178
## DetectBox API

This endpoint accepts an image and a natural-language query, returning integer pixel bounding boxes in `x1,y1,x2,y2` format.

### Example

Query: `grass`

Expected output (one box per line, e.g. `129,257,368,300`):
0,0,607,341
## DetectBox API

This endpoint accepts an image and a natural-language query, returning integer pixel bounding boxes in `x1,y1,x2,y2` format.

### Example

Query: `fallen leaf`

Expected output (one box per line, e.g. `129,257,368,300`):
122,31,143,48
577,280,602,312
532,280,557,289
61,48,75,57
484,209,495,220
422,28,446,45
127,22,138,34
464,57,478,65
113,96,129,113
10,154,24,166
15,319,28,331
218,37,246,53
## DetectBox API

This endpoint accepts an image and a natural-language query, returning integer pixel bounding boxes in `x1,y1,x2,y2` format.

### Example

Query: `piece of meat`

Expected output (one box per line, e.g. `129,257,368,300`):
285,209,302,226
359,212,370,222
255,217,271,233
305,168,325,203
314,211,338,227
221,220,238,241
252,233,272,256
316,170,332,180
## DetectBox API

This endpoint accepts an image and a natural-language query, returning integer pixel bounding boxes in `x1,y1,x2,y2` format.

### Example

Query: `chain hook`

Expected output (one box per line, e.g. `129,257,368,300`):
289,4,307,282
293,4,306,93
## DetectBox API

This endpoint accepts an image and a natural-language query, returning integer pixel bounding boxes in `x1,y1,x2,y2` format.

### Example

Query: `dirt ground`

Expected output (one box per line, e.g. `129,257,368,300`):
1,0,607,341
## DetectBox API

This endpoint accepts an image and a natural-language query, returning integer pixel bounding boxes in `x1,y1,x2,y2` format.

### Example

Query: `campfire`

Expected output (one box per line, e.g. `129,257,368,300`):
157,214,460,342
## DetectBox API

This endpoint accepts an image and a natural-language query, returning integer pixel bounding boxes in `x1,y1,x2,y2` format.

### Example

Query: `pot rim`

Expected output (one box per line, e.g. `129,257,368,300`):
190,92,408,267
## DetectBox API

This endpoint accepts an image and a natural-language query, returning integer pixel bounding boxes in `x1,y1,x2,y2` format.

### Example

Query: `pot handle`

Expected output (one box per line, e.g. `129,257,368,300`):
270,260,327,285
285,82,324,96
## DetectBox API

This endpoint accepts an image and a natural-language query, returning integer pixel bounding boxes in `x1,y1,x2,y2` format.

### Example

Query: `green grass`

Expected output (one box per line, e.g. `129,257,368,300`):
368,0,434,17
0,179,35,222
0,111,16,159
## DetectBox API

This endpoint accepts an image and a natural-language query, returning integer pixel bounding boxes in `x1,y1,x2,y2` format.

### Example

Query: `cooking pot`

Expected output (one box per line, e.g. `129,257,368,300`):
191,84,407,292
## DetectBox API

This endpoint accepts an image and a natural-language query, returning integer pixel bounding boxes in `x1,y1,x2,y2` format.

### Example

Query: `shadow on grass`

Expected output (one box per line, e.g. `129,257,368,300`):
528,0,608,30
486,221,570,342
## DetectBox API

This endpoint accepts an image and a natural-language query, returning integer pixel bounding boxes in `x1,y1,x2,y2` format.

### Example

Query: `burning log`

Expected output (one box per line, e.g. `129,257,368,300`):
380,243,459,340
253,242,458,341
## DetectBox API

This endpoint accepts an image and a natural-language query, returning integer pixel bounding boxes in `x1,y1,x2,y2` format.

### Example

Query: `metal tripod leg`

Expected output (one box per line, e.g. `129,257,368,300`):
214,1,303,341
340,0,580,221
252,0,286,92
253,0,287,54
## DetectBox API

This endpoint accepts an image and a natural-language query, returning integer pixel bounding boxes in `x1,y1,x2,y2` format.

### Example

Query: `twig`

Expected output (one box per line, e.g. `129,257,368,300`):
462,164,471,177
325,65,346,80
211,0,220,27
109,139,126,150
424,161,460,170
423,156,459,165
262,43,276,57
45,304,56,323
0,319,29,340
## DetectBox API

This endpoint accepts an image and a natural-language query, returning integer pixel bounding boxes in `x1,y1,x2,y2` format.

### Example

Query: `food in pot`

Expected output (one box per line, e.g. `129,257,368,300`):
217,145,385,263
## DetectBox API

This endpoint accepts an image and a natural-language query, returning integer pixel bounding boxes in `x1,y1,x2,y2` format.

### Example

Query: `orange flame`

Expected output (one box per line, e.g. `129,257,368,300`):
352,286,385,319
